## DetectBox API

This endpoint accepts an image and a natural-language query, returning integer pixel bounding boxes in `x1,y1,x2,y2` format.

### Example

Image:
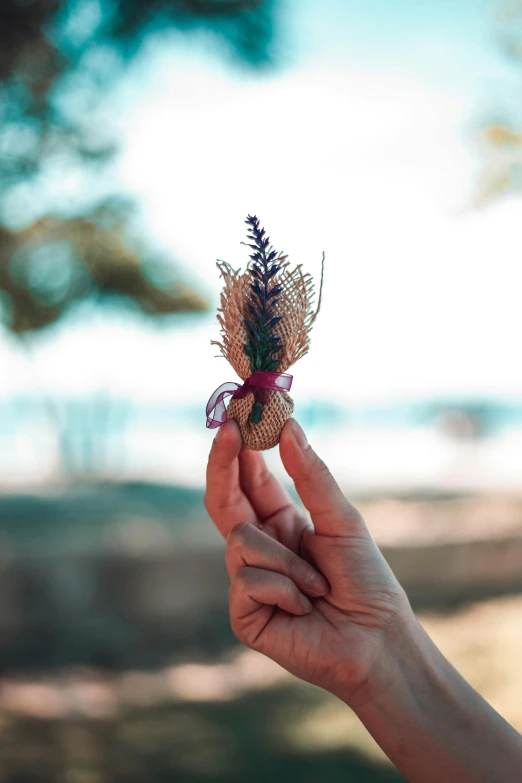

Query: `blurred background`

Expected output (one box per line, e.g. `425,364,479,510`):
1,0,522,780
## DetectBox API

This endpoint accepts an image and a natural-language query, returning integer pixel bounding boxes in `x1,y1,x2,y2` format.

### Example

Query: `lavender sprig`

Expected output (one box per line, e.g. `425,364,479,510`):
243,214,283,424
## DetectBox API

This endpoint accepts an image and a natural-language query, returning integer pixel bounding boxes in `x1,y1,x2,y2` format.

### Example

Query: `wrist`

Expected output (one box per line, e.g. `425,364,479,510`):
331,601,522,782
336,602,427,714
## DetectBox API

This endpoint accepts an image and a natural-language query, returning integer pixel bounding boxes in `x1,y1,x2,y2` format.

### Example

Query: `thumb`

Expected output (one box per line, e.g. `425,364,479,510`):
279,419,369,538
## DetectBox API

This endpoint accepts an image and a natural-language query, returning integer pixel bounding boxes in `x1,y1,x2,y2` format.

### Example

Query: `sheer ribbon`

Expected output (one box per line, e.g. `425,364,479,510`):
206,371,293,429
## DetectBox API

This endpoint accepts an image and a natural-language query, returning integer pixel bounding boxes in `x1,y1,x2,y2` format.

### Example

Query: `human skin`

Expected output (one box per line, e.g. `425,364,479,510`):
205,417,522,782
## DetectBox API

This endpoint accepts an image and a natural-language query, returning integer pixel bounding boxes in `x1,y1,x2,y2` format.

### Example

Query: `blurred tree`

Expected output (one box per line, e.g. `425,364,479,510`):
0,0,276,194
0,0,277,326
478,0,522,204
0,0,278,475
0,201,207,334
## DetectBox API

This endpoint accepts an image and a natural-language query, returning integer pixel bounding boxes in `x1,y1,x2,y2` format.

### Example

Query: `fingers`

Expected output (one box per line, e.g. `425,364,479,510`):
229,566,313,622
279,419,369,538
226,521,329,597
238,448,309,554
238,447,293,522
205,420,257,537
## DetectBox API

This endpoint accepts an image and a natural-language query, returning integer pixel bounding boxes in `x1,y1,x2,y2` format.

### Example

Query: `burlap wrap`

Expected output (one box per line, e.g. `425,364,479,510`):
211,254,322,450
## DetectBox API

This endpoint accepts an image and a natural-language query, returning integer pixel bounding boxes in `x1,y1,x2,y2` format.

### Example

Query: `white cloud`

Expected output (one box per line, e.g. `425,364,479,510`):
114,59,522,403
3,56,522,406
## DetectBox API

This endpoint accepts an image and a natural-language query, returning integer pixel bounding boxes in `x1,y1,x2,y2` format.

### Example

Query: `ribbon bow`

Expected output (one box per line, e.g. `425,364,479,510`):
206,371,293,429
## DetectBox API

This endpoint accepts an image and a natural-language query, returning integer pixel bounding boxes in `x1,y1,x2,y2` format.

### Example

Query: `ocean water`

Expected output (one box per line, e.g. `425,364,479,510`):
1,396,520,493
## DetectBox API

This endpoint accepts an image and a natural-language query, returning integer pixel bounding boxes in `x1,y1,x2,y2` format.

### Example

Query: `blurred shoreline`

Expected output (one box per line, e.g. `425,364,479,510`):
1,396,521,494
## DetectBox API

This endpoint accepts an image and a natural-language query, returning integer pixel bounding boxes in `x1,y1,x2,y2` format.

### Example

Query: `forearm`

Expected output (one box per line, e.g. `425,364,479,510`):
344,610,522,783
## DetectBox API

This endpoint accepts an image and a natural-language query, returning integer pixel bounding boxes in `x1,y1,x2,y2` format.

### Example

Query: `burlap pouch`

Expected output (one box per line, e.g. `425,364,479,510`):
211,253,323,450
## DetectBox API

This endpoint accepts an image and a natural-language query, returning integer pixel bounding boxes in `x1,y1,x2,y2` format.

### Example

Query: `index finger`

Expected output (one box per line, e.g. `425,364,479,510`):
279,419,370,538
238,447,293,523
205,419,257,537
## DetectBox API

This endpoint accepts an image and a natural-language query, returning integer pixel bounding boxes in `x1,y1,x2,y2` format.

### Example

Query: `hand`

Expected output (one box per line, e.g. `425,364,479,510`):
205,417,412,704
206,418,522,782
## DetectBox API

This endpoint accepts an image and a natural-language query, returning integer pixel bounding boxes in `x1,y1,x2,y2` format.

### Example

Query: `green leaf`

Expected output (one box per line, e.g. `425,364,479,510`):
244,318,260,340
251,402,263,424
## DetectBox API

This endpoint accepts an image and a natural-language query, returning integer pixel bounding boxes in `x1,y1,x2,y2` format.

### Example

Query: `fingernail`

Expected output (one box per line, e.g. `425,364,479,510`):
291,419,308,449
299,595,313,614
307,572,330,597
215,420,229,443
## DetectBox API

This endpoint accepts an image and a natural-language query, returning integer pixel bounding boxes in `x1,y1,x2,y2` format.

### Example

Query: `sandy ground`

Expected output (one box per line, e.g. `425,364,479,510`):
0,482,521,556
0,484,521,779
360,492,522,546
0,592,521,782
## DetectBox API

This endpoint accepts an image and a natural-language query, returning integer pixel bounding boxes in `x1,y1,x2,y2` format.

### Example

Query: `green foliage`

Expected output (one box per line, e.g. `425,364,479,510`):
0,0,278,193
0,200,207,334
477,1,522,204
242,214,284,424
243,215,283,375
0,1,278,333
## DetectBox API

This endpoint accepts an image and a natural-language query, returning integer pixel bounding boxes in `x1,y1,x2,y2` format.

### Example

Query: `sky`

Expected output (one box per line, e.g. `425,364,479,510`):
2,0,522,412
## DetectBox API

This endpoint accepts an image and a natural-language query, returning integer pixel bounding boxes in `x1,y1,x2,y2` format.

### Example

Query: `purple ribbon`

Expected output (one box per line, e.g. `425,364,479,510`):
206,371,293,429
